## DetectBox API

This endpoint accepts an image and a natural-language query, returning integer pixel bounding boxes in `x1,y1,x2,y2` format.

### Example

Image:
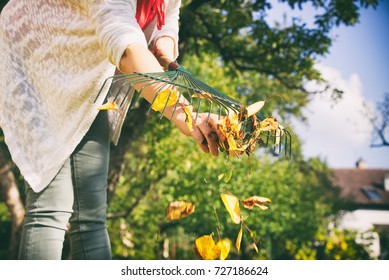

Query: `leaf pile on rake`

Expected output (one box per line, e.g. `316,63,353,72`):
217,101,284,156
98,88,284,156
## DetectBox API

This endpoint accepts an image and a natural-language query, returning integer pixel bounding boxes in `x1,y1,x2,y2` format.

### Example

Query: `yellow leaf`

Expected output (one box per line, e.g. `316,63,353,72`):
216,239,231,260
191,92,213,102
98,100,118,110
224,168,233,183
194,235,221,260
259,116,279,132
246,101,265,117
183,105,193,132
166,201,195,221
221,193,241,224
252,242,259,253
226,135,245,156
236,226,243,252
242,196,272,210
151,88,179,111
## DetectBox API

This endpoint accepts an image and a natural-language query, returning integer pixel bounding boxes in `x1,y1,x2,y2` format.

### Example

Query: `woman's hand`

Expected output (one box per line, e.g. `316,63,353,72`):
171,108,225,157
152,36,176,69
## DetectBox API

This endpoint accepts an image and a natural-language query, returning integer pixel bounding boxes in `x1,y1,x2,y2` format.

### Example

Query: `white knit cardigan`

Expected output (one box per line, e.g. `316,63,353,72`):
0,0,180,192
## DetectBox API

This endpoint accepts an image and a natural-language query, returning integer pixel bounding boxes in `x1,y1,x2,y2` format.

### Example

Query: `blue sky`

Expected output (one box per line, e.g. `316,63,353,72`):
268,0,389,168
321,0,389,106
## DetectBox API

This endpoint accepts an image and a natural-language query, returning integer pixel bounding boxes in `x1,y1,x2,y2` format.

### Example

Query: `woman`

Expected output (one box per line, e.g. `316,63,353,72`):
0,0,222,259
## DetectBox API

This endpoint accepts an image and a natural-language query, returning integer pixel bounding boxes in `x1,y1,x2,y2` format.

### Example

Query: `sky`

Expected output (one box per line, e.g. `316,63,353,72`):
268,0,389,169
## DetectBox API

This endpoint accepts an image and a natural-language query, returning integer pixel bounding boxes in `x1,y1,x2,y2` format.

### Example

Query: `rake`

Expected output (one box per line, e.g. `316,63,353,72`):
94,62,292,157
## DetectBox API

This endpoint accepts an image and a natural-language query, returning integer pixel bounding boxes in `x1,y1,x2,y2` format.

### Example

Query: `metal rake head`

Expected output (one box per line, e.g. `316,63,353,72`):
95,62,292,157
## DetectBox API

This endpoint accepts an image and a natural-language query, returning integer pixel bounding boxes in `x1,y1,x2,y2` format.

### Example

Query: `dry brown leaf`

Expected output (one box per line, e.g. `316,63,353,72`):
166,201,195,221
259,116,279,132
242,196,272,210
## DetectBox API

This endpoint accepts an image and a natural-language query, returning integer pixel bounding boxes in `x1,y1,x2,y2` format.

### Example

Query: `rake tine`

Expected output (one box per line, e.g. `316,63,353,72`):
206,101,213,124
272,132,277,154
110,74,146,102
265,131,270,147
146,82,170,116
113,79,132,104
129,88,142,110
159,85,178,121
285,129,292,158
94,75,118,103
168,88,184,120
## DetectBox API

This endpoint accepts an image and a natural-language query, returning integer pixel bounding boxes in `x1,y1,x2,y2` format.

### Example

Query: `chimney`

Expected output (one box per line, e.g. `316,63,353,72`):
385,173,389,192
355,158,367,169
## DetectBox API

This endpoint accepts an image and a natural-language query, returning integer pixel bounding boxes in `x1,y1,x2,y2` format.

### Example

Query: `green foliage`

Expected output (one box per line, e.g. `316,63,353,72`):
107,108,338,259
0,0,381,260
0,204,11,259
180,52,308,122
316,228,372,260
179,0,378,95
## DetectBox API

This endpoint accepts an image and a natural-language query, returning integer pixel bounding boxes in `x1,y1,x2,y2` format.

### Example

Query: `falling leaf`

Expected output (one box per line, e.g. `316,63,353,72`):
98,100,118,110
224,168,233,183
221,193,241,224
242,196,272,210
246,101,265,117
166,201,195,221
252,242,259,253
218,173,225,181
216,238,231,260
236,226,243,252
151,88,179,111
183,105,193,132
194,235,221,260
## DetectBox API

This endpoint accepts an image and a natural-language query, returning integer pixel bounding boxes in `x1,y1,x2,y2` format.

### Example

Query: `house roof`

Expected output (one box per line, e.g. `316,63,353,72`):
331,168,389,210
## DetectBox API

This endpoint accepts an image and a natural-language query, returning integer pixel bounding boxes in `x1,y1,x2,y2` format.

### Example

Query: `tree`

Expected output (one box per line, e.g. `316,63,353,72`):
0,0,382,259
178,0,379,94
0,132,24,259
102,53,343,260
370,92,389,148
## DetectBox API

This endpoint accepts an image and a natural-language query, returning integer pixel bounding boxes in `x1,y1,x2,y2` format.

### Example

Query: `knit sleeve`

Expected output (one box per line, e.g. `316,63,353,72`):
151,0,181,59
82,0,148,68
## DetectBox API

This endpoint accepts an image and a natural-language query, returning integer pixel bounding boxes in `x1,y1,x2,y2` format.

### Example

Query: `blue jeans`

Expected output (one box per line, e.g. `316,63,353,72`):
18,111,112,259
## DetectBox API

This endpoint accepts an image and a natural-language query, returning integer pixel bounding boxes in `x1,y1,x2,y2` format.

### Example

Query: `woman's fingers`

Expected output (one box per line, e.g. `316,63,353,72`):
191,126,211,154
191,113,223,156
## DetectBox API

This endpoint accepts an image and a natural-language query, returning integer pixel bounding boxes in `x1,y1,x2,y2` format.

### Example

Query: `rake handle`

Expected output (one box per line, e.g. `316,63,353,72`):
168,61,180,70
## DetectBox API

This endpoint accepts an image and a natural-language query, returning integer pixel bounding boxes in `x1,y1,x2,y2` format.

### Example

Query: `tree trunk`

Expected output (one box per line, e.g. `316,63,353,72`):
0,149,25,260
